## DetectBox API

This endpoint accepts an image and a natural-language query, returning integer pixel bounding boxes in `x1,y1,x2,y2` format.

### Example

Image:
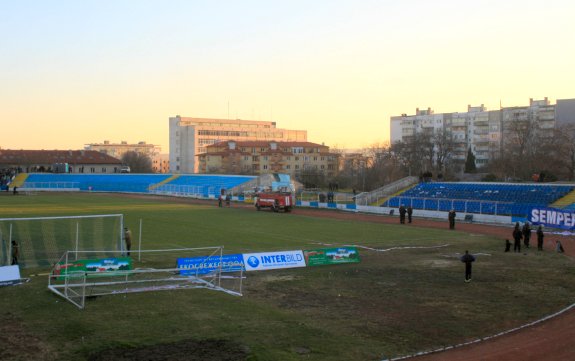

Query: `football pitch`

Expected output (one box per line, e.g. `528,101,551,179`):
1,193,575,361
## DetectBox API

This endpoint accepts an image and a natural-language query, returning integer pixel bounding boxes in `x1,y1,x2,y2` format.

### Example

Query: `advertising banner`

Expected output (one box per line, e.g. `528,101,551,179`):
177,254,244,275
529,207,575,230
0,265,21,286
54,257,132,280
242,250,306,272
304,247,360,266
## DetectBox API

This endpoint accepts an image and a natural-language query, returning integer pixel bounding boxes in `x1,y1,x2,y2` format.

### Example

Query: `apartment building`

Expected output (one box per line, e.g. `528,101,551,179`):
390,98,575,168
197,140,339,178
85,140,161,159
169,116,307,173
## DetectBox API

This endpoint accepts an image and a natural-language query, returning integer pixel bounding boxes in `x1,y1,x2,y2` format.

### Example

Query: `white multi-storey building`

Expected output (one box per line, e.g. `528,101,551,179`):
390,98,575,168
169,116,307,173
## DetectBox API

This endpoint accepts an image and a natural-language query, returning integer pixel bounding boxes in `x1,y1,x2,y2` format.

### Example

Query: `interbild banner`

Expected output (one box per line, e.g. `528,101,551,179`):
304,247,360,266
243,250,306,271
177,254,244,275
529,207,575,230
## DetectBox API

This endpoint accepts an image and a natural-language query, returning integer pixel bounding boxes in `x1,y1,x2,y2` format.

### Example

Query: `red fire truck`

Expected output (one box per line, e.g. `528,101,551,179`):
255,189,295,212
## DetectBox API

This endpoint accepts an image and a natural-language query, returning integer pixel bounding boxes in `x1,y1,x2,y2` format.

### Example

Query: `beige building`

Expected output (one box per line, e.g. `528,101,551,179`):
197,140,339,179
152,153,170,173
169,116,307,173
85,140,165,172
85,140,161,159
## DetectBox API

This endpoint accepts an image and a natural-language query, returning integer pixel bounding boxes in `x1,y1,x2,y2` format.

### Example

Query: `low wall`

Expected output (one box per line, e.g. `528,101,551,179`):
297,201,513,225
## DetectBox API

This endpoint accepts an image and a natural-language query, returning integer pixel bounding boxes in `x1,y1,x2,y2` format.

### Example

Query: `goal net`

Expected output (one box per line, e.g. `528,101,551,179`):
0,214,124,269
48,247,244,309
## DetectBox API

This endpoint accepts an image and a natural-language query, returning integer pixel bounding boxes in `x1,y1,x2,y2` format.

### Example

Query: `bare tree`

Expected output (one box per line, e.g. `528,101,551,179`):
433,129,455,174
121,151,153,173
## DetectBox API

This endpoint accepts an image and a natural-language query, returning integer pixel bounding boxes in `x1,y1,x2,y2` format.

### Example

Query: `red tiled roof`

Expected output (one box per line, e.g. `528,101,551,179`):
207,140,327,148
0,150,122,165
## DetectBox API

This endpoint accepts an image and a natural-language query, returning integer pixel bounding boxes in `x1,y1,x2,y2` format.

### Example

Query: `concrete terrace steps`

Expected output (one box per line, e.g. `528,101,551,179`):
148,174,181,191
374,183,418,206
9,173,28,188
551,188,575,208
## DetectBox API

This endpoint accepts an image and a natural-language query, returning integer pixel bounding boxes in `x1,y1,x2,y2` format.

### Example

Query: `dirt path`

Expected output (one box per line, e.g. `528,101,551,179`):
127,195,575,360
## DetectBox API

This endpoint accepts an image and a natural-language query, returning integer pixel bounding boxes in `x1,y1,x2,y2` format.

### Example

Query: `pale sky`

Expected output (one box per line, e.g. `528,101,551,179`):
1,0,574,152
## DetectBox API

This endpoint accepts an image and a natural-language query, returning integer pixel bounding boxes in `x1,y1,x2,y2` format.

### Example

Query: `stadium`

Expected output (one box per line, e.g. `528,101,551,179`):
1,173,575,361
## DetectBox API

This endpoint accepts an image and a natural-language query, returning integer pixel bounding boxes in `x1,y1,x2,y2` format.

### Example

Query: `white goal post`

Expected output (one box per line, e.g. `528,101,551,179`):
0,214,124,268
47,247,243,309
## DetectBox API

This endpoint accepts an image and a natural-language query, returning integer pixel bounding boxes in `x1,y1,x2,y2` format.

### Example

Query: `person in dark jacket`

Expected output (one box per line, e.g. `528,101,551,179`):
556,240,565,253
407,206,413,223
399,205,406,224
505,239,511,252
124,227,132,256
448,209,456,230
522,222,531,248
11,240,19,265
537,225,544,251
460,250,476,282
513,222,522,253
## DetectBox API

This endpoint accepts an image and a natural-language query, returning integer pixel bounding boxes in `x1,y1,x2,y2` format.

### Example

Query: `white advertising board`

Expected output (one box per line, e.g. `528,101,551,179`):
242,250,306,271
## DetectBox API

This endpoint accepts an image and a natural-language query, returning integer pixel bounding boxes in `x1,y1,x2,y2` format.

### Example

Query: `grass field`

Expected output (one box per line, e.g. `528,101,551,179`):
1,193,575,361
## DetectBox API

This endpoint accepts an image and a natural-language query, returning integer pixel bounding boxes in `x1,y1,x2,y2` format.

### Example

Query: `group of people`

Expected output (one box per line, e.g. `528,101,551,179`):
398,205,413,224
218,193,232,207
508,222,546,253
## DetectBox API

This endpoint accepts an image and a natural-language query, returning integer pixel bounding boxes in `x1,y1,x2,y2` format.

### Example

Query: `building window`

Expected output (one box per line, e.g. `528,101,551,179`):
90,167,95,173
102,167,106,173
286,165,291,169
295,165,299,169
263,165,268,170
252,156,259,161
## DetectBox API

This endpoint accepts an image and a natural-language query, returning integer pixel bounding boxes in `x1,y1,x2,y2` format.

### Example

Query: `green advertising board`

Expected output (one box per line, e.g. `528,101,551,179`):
54,257,132,280
304,247,360,266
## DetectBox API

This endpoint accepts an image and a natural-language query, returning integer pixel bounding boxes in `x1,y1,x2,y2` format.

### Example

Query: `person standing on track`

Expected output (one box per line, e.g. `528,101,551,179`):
399,205,406,224
513,222,522,253
522,221,531,248
460,250,476,282
448,209,456,230
537,225,544,251
407,205,413,223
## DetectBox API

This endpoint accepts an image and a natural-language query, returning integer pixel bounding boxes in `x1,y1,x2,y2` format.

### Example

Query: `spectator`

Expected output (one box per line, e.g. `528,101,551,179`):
448,209,456,230
11,240,19,265
556,240,565,253
124,227,132,256
399,205,406,224
513,222,522,253
460,250,476,282
407,206,413,223
505,239,511,252
522,222,531,248
537,225,544,251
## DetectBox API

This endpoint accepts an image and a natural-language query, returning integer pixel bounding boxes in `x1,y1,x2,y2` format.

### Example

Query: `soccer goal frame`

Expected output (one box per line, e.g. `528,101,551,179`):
47,247,243,309
0,214,125,268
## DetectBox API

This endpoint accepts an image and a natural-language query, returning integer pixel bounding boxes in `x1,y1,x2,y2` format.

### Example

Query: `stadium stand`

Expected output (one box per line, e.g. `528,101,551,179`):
22,174,255,195
382,182,575,217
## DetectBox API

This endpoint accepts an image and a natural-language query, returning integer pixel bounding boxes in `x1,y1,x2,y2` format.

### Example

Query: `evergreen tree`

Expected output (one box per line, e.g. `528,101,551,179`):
465,148,476,173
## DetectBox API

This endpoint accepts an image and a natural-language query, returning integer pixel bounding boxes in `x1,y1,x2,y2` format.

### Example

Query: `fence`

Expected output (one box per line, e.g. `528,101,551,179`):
385,196,523,216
